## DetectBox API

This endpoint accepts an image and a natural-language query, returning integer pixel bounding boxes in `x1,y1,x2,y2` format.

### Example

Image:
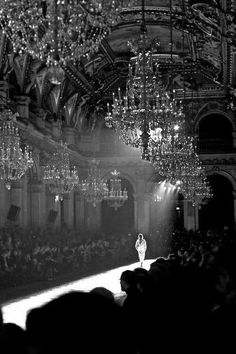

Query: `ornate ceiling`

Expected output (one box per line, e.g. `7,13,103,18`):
0,0,235,133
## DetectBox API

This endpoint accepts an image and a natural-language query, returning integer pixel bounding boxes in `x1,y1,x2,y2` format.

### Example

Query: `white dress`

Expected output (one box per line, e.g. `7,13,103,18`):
135,239,147,263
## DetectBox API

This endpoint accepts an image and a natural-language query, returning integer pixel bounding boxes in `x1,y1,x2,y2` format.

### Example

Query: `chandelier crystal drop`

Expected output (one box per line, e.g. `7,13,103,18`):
0,0,134,70
79,159,108,207
104,169,128,211
153,135,197,185
43,141,79,201
105,38,185,160
179,167,213,207
153,133,212,206
0,110,34,190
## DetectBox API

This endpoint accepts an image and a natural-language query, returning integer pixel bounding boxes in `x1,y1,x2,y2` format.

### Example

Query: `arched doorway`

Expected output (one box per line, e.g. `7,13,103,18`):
199,174,234,231
198,114,233,153
101,177,134,235
149,181,181,257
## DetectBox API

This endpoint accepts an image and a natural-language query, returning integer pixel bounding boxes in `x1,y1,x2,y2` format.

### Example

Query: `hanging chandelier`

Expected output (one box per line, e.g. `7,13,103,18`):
79,159,108,207
153,134,212,206
0,0,134,84
153,135,197,185
104,169,128,211
0,110,34,190
105,0,185,160
43,141,79,201
180,168,212,207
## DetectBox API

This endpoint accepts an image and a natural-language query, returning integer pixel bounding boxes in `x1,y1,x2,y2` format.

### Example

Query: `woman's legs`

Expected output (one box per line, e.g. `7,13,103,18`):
138,252,145,267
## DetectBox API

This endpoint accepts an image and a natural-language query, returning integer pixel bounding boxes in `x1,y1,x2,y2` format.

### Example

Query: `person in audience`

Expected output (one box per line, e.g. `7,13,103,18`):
26,290,135,354
0,322,28,354
135,233,147,267
90,286,115,303
120,270,146,352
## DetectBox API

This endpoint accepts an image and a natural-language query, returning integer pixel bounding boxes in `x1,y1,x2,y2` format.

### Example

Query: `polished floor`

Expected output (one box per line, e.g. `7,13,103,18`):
2,259,154,329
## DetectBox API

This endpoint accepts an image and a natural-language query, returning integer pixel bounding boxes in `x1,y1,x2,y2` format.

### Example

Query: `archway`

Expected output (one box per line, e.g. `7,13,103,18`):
101,177,134,235
149,180,181,257
198,114,233,153
199,174,234,231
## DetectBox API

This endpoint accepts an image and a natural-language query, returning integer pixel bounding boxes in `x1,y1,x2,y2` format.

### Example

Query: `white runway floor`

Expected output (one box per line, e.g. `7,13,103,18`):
2,259,154,329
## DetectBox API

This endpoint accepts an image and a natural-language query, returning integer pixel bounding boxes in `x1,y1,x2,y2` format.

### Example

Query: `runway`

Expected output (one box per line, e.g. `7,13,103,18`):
2,259,154,329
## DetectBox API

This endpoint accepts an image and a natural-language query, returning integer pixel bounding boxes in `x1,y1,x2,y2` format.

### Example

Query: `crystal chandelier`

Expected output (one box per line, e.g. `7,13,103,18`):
0,110,34,190
104,169,128,211
79,159,108,207
43,141,79,201
153,135,197,185
153,133,212,206
105,0,185,160
0,0,134,84
180,167,212,207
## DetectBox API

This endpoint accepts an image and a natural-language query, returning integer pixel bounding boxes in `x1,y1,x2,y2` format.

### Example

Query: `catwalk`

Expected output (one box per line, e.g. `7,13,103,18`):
2,259,154,329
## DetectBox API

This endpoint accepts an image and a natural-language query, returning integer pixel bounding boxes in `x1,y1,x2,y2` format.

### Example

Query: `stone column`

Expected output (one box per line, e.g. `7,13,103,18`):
45,189,59,230
183,200,198,231
75,193,85,232
10,180,24,225
232,131,236,149
36,108,46,130
86,202,101,233
51,121,61,139
63,126,75,146
0,80,8,109
143,193,151,234
14,95,30,123
0,181,10,226
233,191,236,228
63,192,74,229
30,181,44,228
133,193,138,232
136,192,150,234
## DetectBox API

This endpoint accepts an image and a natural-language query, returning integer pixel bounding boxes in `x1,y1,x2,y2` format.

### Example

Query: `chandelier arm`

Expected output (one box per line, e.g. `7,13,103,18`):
53,0,59,62
140,0,149,160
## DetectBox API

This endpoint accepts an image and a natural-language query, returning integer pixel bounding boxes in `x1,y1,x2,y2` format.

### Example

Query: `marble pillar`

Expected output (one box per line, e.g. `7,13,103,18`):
14,95,30,122
51,121,61,139
233,191,236,228
75,193,85,232
232,131,236,149
63,126,75,146
183,200,198,231
0,80,8,109
135,193,150,234
10,180,24,224
0,182,10,226
30,181,44,228
85,202,101,233
63,192,74,229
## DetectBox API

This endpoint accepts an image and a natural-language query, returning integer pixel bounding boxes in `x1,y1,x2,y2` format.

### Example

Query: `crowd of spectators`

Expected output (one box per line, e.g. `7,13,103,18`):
0,225,136,290
0,225,236,353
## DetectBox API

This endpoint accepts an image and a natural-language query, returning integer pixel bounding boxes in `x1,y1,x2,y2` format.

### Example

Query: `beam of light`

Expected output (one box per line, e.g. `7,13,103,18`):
2,259,155,329
151,180,180,256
